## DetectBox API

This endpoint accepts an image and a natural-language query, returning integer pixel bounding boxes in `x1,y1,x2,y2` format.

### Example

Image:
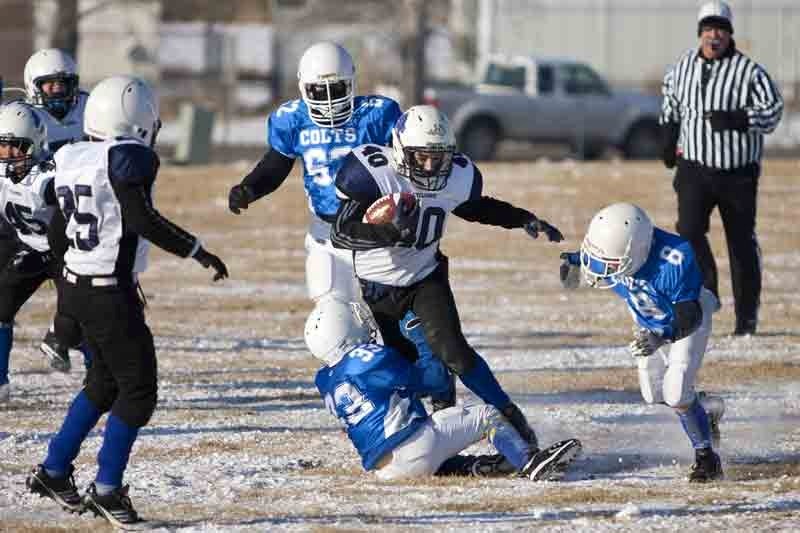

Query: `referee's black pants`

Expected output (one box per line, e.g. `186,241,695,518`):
57,274,157,428
360,258,479,376
674,159,761,332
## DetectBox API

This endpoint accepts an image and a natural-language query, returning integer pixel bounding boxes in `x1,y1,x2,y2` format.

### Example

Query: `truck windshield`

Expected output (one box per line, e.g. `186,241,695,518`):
484,64,525,91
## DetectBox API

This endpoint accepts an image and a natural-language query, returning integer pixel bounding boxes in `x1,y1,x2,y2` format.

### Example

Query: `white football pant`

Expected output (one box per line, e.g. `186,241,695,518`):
304,217,361,303
375,403,508,480
638,288,716,408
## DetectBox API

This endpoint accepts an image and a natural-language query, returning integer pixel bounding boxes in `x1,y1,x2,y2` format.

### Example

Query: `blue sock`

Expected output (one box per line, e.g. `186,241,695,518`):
43,390,102,476
401,312,453,401
0,322,12,386
677,398,712,450
96,414,139,488
78,341,93,371
487,414,530,470
458,353,510,410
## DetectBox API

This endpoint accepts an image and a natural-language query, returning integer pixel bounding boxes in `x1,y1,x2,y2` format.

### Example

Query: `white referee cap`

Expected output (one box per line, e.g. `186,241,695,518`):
697,1,733,34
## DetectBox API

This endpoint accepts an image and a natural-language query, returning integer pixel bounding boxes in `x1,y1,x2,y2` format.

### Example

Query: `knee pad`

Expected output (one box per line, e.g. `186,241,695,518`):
306,244,359,302
114,386,158,428
53,314,83,348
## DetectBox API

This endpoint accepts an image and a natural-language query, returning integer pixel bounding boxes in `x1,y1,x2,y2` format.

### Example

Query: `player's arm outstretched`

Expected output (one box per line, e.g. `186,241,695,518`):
452,166,563,242
110,144,228,281
228,148,295,214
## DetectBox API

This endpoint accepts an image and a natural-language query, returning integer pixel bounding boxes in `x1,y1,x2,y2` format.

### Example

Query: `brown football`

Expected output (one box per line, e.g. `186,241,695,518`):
363,192,416,224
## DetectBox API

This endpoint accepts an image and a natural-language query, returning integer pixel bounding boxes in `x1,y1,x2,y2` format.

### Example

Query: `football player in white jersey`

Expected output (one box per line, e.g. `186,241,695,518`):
27,75,228,528
332,105,567,458
24,48,88,152
0,102,57,402
24,48,91,371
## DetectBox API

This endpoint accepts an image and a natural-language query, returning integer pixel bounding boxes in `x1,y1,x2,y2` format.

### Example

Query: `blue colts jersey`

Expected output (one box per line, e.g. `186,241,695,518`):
315,343,448,471
267,95,401,219
612,228,703,338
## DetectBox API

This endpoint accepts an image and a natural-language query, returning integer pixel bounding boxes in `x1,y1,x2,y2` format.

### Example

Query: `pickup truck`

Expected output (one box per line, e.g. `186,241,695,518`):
423,56,663,160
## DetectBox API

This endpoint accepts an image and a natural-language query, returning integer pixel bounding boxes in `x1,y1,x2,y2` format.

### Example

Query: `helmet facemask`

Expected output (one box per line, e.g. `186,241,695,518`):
401,145,454,191
300,78,354,128
0,137,36,184
579,236,633,289
391,106,457,192
32,73,80,120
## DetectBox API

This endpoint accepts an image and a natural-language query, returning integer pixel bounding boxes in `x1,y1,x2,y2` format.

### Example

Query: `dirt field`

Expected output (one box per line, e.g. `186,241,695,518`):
1,159,799,531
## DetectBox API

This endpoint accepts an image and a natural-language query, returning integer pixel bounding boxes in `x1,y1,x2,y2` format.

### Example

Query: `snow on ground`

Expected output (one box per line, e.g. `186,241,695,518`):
1,161,799,531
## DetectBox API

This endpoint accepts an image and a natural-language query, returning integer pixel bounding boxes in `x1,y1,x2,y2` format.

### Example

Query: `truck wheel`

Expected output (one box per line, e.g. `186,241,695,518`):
459,121,499,161
623,121,661,160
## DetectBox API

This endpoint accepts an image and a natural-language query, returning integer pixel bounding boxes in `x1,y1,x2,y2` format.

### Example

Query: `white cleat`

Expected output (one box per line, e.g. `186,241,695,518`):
698,392,725,449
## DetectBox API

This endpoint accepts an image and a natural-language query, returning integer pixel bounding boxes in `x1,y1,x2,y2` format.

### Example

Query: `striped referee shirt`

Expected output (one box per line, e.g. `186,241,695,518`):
661,42,783,170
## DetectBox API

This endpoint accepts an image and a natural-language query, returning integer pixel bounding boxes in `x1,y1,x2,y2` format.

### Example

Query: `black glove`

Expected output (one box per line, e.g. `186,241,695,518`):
10,249,53,279
662,122,680,169
194,246,229,281
228,184,256,214
501,403,539,449
559,251,581,289
704,110,749,132
628,327,666,357
391,197,420,246
524,217,563,243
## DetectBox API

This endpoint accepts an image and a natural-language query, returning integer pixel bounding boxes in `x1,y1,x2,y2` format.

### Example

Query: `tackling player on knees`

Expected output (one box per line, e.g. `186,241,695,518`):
561,203,725,482
26,75,228,528
307,296,581,480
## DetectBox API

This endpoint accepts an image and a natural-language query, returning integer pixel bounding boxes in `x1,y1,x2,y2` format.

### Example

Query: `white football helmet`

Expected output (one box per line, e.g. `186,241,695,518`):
391,105,456,191
304,296,377,367
0,102,48,183
24,48,80,120
297,42,356,128
580,203,654,289
84,75,161,146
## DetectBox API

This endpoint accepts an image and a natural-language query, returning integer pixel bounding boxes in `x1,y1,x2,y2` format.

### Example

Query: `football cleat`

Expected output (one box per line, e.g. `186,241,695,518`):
521,438,582,481
26,465,83,512
470,454,517,477
698,392,725,449
82,483,144,529
40,330,71,372
688,448,724,483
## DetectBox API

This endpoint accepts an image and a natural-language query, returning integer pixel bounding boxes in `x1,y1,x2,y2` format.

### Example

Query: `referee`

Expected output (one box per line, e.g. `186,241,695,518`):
660,1,783,336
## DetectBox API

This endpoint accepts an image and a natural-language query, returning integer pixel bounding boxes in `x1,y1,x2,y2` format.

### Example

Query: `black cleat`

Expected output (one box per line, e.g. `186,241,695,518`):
521,438,582,481
26,465,82,512
501,403,539,450
83,483,143,529
40,330,71,372
469,454,517,478
688,448,724,483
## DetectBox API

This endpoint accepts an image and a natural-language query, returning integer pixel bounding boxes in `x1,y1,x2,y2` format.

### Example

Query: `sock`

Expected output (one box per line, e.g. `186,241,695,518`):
43,390,102,476
0,322,12,385
78,341,93,371
487,416,530,470
96,414,139,489
677,398,713,450
458,353,510,409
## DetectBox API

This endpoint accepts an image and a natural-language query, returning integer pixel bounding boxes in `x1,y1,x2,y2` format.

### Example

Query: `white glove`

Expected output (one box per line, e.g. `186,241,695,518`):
628,328,666,357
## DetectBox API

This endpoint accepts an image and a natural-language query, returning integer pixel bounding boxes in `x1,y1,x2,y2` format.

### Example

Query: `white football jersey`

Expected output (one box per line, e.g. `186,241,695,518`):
346,145,477,286
0,164,56,252
54,139,151,276
36,92,87,152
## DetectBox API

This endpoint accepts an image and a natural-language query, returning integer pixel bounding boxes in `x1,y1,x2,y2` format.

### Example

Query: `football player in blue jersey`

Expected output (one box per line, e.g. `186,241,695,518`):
306,296,581,480
560,203,725,482
228,42,453,408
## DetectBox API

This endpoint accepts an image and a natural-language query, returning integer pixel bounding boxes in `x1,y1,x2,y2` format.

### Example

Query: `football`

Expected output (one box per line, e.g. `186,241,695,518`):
363,192,417,224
